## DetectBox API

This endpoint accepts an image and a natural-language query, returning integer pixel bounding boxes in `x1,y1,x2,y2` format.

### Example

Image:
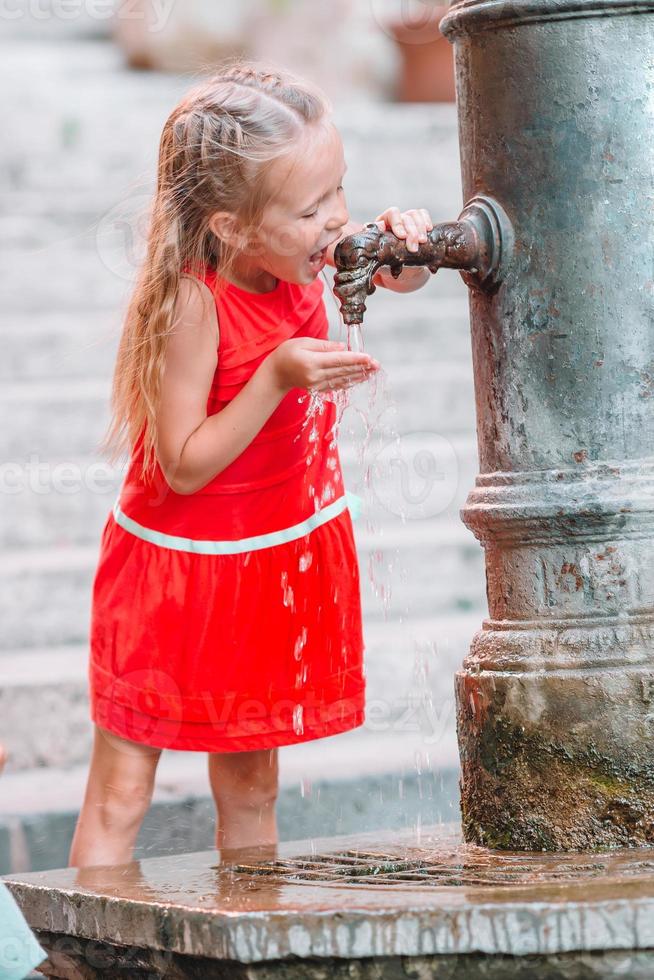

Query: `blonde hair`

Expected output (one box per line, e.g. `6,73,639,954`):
97,59,332,484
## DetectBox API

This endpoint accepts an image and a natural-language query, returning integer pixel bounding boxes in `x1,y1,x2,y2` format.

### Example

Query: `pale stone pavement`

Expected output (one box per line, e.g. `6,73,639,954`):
0,10,486,871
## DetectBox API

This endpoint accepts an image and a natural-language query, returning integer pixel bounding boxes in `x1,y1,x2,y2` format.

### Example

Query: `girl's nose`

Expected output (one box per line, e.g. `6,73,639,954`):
327,204,349,231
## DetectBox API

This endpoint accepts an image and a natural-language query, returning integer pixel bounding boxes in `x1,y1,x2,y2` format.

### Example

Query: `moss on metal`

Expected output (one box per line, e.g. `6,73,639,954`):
459,709,654,850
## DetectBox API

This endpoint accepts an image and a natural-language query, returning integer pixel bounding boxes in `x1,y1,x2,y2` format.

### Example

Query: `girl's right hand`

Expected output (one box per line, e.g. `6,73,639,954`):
268,338,380,394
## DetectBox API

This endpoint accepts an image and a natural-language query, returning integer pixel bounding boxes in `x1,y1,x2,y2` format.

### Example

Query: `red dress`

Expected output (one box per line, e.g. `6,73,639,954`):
88,267,366,752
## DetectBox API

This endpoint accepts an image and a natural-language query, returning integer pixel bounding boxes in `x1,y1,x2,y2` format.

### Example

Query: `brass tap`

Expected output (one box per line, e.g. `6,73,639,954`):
333,195,513,325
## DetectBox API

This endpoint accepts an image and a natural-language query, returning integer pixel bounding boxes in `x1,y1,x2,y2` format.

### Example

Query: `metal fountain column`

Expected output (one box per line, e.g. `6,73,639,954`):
334,0,654,850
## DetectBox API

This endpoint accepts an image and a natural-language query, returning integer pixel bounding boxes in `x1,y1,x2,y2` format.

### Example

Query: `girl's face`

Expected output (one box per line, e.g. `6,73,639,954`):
229,119,350,290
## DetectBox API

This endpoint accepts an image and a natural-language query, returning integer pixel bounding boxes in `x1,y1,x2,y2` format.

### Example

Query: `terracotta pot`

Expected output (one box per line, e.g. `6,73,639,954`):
387,6,455,102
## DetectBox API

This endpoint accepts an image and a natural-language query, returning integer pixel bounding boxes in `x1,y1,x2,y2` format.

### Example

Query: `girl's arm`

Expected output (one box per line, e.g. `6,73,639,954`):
325,211,432,294
155,277,287,495
155,277,377,495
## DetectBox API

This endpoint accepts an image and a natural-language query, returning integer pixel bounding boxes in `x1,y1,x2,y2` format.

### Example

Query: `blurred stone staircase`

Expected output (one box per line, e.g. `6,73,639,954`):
0,28,486,872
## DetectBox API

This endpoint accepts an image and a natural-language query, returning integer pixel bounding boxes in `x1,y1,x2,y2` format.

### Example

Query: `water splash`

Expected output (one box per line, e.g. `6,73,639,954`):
292,704,304,735
296,308,367,443
280,571,295,612
293,626,308,661
319,481,336,506
330,361,403,624
297,386,352,444
322,274,441,801
410,637,438,740
298,549,313,572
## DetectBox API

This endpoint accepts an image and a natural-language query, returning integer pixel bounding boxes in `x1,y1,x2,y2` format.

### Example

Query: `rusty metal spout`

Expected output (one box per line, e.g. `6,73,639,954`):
333,195,513,325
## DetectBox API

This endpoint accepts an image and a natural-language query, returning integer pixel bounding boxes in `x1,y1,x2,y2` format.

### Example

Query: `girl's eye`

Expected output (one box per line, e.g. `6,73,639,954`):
302,185,344,219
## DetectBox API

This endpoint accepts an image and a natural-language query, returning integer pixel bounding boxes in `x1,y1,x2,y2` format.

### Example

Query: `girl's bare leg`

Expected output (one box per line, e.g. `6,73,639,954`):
208,747,279,852
69,725,162,868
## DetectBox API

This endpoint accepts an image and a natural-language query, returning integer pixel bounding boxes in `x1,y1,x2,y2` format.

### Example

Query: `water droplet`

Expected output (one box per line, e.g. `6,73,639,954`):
293,626,308,660
298,550,313,572
280,571,295,611
293,704,304,735
320,482,335,505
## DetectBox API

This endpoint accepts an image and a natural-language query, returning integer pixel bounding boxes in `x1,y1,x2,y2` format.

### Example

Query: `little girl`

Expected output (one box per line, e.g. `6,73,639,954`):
69,61,433,868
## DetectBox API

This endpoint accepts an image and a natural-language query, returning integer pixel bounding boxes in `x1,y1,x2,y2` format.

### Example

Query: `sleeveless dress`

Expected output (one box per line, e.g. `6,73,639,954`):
88,266,367,753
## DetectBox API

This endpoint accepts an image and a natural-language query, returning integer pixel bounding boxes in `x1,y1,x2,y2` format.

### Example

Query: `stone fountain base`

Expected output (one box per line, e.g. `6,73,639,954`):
4,823,654,978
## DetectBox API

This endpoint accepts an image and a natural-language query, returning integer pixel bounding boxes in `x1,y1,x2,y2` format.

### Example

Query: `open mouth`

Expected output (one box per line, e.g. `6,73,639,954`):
309,245,328,266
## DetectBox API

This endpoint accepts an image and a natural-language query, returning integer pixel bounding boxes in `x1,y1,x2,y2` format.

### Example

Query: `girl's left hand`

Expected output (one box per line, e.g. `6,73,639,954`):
373,207,434,252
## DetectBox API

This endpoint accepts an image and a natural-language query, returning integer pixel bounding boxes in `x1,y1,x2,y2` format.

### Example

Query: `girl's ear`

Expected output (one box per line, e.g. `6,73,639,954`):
208,210,242,246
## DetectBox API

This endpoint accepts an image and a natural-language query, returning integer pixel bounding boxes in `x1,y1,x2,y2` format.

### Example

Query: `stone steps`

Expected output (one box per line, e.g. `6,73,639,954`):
0,610,476,774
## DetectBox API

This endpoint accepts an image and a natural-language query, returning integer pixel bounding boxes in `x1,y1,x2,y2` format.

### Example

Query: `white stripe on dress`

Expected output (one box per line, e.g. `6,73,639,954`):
111,491,363,555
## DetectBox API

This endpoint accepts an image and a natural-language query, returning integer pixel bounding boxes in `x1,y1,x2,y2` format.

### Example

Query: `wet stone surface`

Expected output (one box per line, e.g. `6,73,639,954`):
6,823,654,977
